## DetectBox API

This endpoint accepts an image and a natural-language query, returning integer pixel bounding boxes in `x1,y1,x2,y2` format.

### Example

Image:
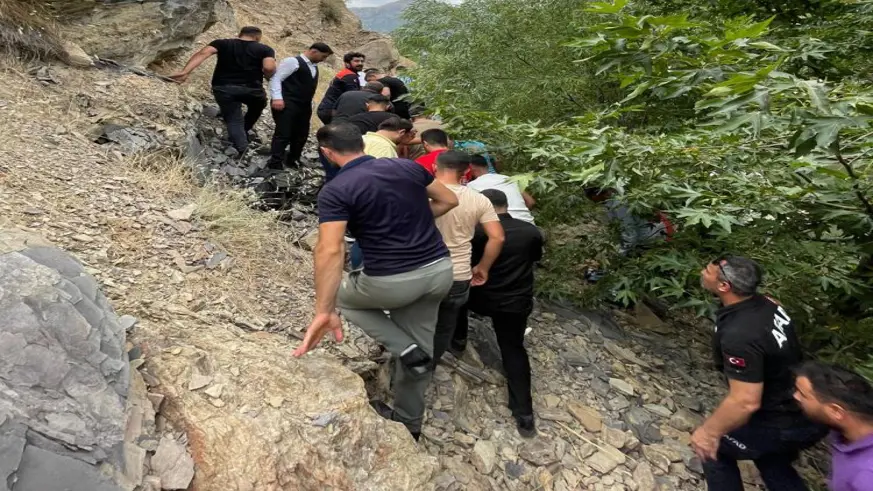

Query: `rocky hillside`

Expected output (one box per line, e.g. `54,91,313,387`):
349,0,413,33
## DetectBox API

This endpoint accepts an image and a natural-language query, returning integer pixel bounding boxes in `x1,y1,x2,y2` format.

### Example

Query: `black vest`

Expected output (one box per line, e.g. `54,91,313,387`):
281,56,318,106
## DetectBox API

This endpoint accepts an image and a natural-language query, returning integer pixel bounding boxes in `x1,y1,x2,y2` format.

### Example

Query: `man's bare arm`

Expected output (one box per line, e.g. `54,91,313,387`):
262,57,277,78
702,379,763,437
426,180,459,217
522,191,536,209
169,45,218,82
314,221,347,315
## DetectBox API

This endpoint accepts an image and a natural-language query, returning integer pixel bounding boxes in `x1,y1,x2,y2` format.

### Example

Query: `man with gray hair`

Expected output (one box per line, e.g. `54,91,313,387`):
692,256,826,491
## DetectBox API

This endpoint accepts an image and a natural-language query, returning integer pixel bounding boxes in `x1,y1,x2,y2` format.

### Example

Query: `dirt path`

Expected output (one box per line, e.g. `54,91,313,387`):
0,59,811,491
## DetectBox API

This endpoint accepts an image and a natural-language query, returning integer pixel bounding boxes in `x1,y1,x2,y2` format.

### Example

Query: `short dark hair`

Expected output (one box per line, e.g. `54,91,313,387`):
378,117,413,132
714,255,762,296
343,52,366,64
796,361,873,421
365,68,383,75
316,123,364,154
469,154,490,169
309,42,333,54
239,26,262,37
363,81,384,93
436,150,471,172
481,189,508,209
421,128,449,147
367,94,390,105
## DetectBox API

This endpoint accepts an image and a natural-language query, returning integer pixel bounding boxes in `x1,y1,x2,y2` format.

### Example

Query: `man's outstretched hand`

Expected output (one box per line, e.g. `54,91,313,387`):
292,312,344,357
168,72,189,83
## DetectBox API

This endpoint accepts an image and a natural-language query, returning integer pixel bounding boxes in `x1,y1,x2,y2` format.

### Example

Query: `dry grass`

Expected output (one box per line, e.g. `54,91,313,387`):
319,0,345,25
0,0,65,61
124,150,312,313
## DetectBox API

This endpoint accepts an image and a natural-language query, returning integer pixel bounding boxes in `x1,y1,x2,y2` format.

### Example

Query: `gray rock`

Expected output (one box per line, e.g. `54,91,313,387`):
633,461,658,491
471,440,497,474
0,430,26,491
608,395,631,411
675,395,703,413
668,408,703,432
505,461,525,480
15,444,122,491
623,407,662,444
519,440,557,467
151,437,195,490
609,378,635,396
587,446,626,474
643,404,673,418
202,105,221,118
118,315,138,333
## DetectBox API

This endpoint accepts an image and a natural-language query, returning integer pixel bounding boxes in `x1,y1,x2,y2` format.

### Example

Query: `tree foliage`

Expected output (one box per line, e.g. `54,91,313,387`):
398,0,873,373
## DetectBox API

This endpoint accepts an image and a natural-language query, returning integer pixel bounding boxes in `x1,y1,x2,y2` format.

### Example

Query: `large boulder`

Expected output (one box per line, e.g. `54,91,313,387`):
55,0,223,66
356,38,402,71
0,228,135,490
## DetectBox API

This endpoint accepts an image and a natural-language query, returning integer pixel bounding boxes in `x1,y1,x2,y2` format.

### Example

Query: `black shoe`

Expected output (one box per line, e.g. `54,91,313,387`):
411,432,420,442
515,415,537,438
369,399,394,420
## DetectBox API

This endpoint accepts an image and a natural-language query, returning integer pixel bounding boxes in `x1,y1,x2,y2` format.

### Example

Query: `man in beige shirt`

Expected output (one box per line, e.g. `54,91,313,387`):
431,150,505,366
362,117,416,158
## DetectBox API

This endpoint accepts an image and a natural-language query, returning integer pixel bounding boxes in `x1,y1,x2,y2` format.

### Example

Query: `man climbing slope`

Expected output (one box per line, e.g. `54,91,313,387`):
452,189,543,438
430,151,504,368
693,256,827,491
316,52,367,124
292,123,458,441
267,43,333,170
169,26,276,155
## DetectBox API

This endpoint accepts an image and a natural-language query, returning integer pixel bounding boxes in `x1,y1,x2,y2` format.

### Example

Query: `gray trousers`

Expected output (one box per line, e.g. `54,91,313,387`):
338,258,453,433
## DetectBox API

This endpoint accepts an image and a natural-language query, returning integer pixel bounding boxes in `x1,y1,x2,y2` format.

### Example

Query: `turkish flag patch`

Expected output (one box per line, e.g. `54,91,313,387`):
726,355,746,368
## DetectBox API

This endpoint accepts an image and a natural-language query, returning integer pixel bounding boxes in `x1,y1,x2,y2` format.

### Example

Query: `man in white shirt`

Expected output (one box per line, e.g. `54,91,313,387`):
467,155,536,224
266,43,332,169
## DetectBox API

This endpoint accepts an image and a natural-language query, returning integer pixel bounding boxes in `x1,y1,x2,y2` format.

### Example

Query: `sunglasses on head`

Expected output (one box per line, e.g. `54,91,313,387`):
712,256,733,286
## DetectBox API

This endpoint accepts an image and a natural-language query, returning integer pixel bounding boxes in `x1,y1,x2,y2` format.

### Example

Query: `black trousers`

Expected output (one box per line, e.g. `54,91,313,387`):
317,107,333,125
453,301,534,418
703,420,827,491
431,280,471,367
269,102,311,169
212,85,267,153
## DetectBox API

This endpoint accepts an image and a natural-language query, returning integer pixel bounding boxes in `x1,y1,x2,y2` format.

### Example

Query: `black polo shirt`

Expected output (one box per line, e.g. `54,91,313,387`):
712,295,806,428
317,156,448,277
468,213,542,314
347,111,395,134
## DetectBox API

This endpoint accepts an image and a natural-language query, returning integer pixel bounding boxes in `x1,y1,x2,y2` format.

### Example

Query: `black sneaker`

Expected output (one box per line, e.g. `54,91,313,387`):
369,399,394,420
515,415,537,438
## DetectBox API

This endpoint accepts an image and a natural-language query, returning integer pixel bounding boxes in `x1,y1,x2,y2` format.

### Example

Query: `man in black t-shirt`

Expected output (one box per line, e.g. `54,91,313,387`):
170,27,276,153
693,256,827,491
346,95,395,134
365,69,411,119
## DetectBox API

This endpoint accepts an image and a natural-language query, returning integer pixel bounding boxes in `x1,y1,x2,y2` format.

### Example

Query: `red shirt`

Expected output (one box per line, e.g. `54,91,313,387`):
415,149,473,183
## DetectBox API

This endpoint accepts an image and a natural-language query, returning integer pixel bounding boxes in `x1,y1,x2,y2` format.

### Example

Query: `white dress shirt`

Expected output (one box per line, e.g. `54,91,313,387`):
269,54,317,100
467,173,536,224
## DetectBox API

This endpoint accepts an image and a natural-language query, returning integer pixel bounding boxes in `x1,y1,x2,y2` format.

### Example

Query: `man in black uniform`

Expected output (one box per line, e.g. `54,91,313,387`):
692,256,827,490
347,95,395,134
170,27,276,154
366,69,412,120
332,81,385,123
316,52,366,124
267,43,333,169
452,189,543,438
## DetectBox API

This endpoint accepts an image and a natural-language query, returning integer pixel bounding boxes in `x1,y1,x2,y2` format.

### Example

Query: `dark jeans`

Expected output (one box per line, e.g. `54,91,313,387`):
268,102,311,169
431,280,471,367
703,421,827,491
212,85,267,153
453,302,534,417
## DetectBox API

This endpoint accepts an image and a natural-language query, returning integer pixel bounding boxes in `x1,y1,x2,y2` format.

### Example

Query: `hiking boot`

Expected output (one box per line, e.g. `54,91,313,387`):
515,415,537,438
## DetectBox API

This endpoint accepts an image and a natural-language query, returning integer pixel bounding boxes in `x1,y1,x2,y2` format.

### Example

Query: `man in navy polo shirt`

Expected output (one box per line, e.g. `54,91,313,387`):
292,123,459,440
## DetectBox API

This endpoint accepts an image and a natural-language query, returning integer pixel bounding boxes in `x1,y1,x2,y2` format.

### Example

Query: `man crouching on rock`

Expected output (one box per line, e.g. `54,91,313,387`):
292,123,458,441
692,256,827,490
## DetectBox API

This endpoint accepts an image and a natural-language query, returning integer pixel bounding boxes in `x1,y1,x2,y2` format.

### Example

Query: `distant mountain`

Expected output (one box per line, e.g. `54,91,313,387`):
349,0,414,33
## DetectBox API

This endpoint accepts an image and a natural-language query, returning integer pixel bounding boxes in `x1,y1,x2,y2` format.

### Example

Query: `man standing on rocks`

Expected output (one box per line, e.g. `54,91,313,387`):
169,27,276,155
452,189,543,438
267,43,333,170
316,52,367,124
430,151,504,367
692,256,827,490
292,123,458,441
794,361,873,491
